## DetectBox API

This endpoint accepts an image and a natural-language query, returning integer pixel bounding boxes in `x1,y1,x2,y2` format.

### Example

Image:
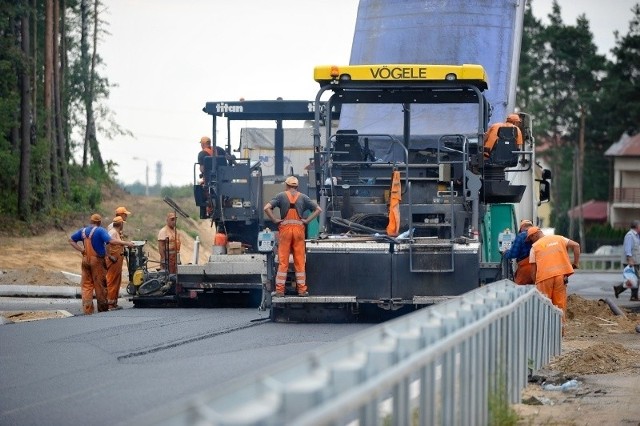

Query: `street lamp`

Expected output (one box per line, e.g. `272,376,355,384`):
132,157,149,196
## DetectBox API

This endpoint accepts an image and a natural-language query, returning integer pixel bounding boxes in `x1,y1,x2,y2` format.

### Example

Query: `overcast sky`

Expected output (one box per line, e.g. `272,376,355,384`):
100,0,638,187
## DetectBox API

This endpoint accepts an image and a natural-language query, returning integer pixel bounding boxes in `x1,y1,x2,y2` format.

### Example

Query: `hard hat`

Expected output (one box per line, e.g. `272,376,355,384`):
115,206,131,215
506,114,521,124
526,226,541,241
200,136,211,144
284,176,299,187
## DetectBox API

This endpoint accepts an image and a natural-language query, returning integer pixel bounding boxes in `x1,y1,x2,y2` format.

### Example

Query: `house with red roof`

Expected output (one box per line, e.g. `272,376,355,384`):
604,132,640,229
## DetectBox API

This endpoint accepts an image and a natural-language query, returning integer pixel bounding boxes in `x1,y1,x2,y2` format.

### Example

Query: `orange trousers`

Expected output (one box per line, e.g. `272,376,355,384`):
536,275,567,322
106,251,124,308
514,258,534,285
275,225,307,294
81,255,108,314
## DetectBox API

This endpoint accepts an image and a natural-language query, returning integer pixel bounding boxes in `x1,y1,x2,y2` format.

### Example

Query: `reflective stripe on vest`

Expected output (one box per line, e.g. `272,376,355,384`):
281,191,304,226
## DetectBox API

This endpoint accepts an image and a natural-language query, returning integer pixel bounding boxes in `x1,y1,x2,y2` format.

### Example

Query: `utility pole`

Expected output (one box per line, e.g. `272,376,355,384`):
578,106,585,249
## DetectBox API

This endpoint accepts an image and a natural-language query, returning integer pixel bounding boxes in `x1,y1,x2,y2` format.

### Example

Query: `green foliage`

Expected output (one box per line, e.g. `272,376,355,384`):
66,164,106,210
488,375,519,426
599,4,640,138
161,185,193,199
519,1,640,231
0,138,19,215
585,223,627,252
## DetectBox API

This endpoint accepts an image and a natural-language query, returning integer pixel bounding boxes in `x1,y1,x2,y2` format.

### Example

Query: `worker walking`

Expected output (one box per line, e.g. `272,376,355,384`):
527,226,580,330
264,176,322,297
106,216,126,310
502,219,534,284
158,212,181,274
614,220,640,301
68,214,134,315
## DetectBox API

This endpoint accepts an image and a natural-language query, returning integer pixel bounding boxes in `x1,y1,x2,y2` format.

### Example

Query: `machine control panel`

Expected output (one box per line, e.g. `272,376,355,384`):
497,229,515,253
257,229,276,253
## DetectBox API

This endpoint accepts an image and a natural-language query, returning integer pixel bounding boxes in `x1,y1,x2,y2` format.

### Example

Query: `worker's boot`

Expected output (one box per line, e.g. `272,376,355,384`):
613,284,626,299
630,288,639,302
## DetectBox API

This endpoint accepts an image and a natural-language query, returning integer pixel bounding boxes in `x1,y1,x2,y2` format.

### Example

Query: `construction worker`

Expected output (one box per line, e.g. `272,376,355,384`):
106,216,126,310
108,206,131,237
198,136,214,175
502,219,534,284
263,176,322,297
527,226,580,330
158,212,181,274
614,220,640,301
483,113,524,158
68,214,134,315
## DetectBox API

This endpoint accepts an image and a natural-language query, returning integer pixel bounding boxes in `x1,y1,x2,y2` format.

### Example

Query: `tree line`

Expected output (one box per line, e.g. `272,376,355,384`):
0,0,638,236
0,0,126,221
518,1,640,238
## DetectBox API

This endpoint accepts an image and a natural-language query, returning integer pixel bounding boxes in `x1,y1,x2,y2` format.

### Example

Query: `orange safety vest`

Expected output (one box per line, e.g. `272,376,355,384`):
531,235,574,282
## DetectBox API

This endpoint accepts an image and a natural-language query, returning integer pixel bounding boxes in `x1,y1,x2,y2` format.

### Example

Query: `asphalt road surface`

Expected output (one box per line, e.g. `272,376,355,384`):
0,271,631,425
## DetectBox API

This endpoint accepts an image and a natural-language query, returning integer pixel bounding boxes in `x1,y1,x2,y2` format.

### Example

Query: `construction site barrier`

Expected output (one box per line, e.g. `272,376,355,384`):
144,281,562,426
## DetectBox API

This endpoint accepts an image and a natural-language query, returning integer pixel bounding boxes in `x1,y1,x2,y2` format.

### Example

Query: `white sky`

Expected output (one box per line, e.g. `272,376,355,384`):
99,0,638,186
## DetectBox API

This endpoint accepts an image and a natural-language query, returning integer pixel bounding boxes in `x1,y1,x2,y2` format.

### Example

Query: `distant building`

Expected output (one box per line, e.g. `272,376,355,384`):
604,132,640,229
239,126,333,177
567,199,609,228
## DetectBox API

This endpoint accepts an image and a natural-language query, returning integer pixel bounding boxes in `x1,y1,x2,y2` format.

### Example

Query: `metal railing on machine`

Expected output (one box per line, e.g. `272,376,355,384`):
145,281,562,426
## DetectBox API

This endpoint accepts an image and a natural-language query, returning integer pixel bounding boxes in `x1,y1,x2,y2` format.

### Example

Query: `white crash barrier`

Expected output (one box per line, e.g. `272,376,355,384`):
144,280,562,426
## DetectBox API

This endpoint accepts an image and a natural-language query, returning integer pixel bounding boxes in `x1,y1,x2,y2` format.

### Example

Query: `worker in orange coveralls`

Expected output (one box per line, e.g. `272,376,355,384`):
483,113,524,158
527,226,580,330
68,214,133,314
106,216,126,311
263,176,322,297
158,212,181,273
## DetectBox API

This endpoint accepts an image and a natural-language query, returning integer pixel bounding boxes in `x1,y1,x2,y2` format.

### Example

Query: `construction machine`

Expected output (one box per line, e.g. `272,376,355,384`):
268,63,549,322
129,101,336,308
135,101,337,307
267,0,552,322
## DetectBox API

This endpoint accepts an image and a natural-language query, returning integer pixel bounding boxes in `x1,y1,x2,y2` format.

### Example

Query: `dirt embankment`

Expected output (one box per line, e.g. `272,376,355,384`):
0,190,217,286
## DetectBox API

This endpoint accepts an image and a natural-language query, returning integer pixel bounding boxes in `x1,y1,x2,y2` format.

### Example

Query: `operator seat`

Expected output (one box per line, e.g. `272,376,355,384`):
333,130,364,163
486,126,519,168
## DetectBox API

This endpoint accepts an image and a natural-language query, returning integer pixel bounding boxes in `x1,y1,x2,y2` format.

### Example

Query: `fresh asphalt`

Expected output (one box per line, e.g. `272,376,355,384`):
0,271,637,426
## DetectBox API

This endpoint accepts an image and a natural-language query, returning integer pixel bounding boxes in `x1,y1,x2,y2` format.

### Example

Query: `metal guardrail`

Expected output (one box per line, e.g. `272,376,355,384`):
579,254,624,271
145,281,561,426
